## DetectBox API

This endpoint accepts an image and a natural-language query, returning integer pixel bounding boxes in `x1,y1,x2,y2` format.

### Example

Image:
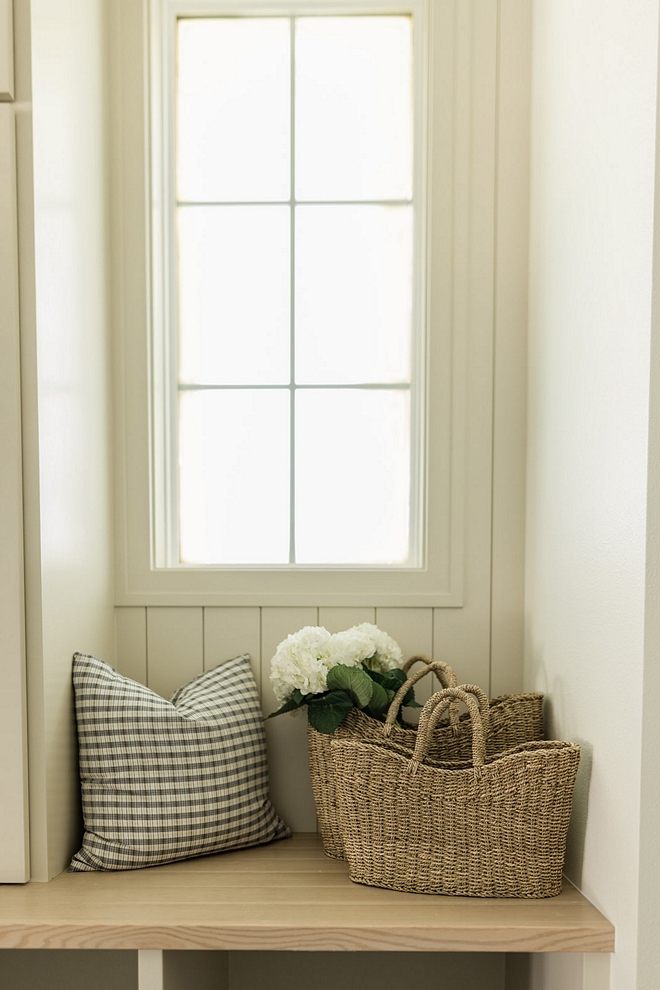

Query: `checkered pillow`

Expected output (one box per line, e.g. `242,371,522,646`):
69,653,290,871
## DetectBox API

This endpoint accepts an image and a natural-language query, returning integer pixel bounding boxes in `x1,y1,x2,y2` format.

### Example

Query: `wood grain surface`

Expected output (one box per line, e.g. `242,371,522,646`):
0,834,614,953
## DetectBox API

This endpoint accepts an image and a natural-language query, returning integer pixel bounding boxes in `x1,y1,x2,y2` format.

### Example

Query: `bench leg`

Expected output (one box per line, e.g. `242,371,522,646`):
138,949,164,990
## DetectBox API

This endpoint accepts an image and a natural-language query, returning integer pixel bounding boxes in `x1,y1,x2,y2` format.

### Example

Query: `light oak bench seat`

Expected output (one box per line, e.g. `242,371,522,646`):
0,834,614,955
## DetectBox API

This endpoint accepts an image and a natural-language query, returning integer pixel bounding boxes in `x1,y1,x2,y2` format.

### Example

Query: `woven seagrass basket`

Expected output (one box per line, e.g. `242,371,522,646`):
332,686,580,899
307,655,544,860
307,655,458,860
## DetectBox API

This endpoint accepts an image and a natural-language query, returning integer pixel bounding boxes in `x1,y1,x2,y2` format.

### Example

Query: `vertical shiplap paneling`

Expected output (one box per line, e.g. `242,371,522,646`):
433,607,490,693
488,0,531,698
261,607,318,831
426,0,498,701
317,607,375,633
146,607,203,699
203,607,261,695
115,607,147,684
376,607,436,710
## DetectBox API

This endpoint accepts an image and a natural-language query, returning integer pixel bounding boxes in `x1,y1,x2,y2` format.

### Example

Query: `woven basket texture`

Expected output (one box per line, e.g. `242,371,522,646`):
331,687,579,898
307,657,544,860
307,656,459,860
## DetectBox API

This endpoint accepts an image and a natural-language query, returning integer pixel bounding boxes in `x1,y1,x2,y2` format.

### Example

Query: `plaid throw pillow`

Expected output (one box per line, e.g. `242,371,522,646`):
69,653,290,871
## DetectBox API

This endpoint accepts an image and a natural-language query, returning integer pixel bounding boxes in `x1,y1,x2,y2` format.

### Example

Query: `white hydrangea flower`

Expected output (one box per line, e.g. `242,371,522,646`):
323,627,374,669
269,626,333,705
352,622,403,672
269,622,404,707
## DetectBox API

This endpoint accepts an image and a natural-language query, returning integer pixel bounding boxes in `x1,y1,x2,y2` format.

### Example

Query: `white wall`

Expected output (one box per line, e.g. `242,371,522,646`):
636,62,660,984
525,1,659,987
15,0,115,880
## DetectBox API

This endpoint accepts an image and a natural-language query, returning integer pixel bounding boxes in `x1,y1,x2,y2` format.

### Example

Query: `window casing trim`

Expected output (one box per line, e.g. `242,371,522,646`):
156,2,427,571
111,0,479,606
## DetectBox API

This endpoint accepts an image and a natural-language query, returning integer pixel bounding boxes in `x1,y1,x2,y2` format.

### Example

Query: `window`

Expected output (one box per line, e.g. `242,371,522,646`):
112,0,485,607
174,14,420,568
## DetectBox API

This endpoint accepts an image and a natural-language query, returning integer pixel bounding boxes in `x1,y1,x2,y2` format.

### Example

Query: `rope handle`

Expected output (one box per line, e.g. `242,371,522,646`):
383,656,459,737
410,686,489,772
401,654,460,733
402,654,458,684
423,683,490,739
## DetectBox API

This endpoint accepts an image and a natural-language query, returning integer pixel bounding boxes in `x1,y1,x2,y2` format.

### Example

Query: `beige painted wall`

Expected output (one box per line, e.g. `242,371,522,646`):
10,0,530,892
111,0,532,837
15,0,115,880
115,604,475,830
525,0,660,987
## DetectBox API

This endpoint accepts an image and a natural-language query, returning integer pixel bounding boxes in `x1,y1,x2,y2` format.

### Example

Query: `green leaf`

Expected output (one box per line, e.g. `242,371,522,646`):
363,666,387,686
363,665,419,708
380,667,407,692
326,664,374,708
360,651,379,671
381,668,418,705
366,680,391,718
307,690,354,734
266,692,305,719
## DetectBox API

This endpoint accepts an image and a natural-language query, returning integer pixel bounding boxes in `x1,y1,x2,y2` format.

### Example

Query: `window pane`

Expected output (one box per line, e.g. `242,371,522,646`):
177,18,290,202
295,390,410,564
179,390,290,564
295,16,413,202
178,206,290,385
295,205,412,384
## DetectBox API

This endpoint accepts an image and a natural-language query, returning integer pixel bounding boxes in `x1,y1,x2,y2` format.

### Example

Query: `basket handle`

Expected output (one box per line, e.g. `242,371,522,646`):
410,686,489,771
402,653,458,684
400,655,460,731
423,682,490,739
383,657,459,738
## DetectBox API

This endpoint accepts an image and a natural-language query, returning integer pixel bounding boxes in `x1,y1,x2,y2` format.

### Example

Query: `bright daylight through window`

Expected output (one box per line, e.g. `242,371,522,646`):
174,12,421,567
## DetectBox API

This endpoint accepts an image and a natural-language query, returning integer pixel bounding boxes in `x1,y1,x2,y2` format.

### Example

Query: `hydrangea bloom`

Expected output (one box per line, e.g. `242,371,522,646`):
270,626,333,705
353,623,404,672
269,622,404,705
323,627,375,669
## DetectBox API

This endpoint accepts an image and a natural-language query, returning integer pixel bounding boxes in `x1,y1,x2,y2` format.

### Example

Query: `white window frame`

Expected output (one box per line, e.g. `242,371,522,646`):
158,2,426,572
110,0,499,608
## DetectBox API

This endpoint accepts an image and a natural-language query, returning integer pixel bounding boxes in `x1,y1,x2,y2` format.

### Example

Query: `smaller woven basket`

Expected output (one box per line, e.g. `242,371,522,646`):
332,686,580,899
308,656,457,860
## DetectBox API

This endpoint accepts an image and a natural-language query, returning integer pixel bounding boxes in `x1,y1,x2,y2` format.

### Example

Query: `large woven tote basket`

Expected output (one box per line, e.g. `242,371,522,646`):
332,686,580,899
307,655,545,860
308,656,458,860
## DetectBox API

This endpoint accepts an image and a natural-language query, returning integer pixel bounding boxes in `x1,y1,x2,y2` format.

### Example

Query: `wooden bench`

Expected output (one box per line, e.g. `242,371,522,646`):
0,834,614,989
